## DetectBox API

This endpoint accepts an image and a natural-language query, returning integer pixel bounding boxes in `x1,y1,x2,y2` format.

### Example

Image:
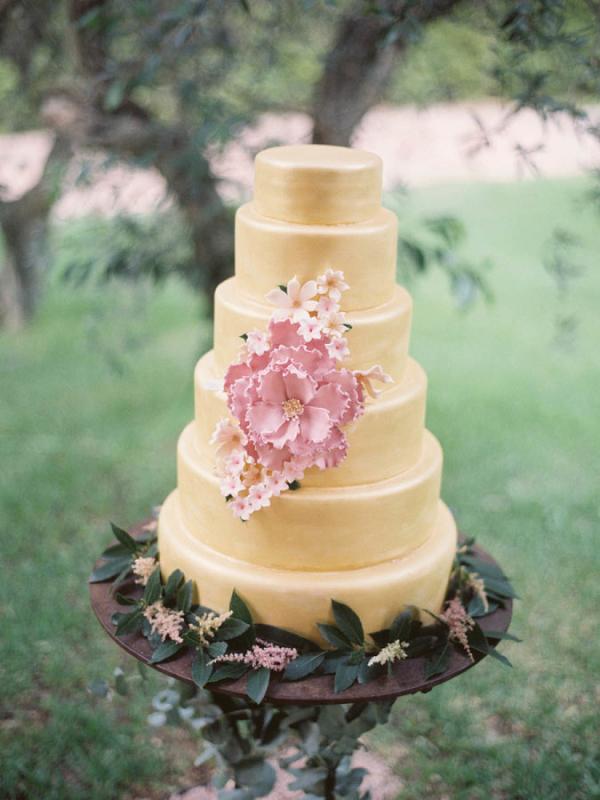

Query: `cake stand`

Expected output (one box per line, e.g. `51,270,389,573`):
90,519,513,798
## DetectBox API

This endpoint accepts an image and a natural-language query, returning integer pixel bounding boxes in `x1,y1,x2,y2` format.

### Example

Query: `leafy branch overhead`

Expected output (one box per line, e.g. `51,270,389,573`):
93,522,518,704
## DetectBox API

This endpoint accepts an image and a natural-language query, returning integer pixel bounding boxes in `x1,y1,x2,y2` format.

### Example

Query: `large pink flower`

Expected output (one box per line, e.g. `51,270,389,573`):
223,319,364,475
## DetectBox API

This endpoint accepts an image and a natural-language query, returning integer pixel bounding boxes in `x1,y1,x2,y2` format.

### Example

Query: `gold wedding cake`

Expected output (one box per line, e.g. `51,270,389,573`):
158,145,457,642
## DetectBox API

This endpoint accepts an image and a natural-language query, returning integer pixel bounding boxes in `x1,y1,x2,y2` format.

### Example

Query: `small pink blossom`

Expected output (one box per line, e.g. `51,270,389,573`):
281,461,305,483
248,482,272,510
317,269,349,301
353,365,393,398
220,473,244,498
298,316,323,342
224,450,245,475
326,337,350,361
319,311,347,338
242,461,263,487
230,495,252,521
246,329,270,356
317,295,339,316
264,472,289,496
265,276,318,322
210,419,247,462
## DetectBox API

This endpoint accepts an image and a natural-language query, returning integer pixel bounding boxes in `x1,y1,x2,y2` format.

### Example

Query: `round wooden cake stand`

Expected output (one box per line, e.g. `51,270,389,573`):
90,520,513,706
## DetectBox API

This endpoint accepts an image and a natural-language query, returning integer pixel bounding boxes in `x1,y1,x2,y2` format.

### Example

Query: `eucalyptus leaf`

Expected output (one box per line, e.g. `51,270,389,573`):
485,647,513,668
208,640,228,658
207,662,249,683
484,630,522,642
246,667,271,704
390,606,416,642
115,592,138,606
164,569,185,603
114,609,143,636
230,590,253,624
332,599,364,645
100,542,132,559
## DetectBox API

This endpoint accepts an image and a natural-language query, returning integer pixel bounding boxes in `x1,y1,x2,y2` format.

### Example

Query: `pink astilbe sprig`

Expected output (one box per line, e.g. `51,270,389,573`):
209,638,298,672
440,597,475,662
143,601,185,644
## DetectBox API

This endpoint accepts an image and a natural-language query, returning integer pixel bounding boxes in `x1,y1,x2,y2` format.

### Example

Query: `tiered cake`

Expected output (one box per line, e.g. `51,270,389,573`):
158,145,457,641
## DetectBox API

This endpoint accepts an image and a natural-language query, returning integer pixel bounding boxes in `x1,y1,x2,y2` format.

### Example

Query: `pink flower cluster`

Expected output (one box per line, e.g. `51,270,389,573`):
440,597,476,662
211,270,391,520
209,638,298,672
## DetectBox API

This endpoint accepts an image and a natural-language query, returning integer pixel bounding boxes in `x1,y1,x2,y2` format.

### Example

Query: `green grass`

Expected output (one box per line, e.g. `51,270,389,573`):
1,178,599,798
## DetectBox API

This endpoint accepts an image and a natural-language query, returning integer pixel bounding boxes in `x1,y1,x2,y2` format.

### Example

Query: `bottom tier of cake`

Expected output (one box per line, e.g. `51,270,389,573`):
158,491,457,643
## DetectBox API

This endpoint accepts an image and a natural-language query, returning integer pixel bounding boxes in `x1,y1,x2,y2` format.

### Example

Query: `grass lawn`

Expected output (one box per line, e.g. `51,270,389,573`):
1,177,599,799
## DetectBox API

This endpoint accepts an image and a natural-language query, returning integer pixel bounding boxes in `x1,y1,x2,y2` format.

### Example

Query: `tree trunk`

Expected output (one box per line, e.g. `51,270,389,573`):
0,135,71,329
312,0,465,147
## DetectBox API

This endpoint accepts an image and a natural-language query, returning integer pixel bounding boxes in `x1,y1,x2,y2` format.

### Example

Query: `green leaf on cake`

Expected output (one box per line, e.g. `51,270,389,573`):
176,579,194,613
113,609,144,636
217,617,250,640
90,555,132,583
110,522,138,553
163,569,185,603
143,567,162,605
230,590,253,624
317,623,352,650
246,666,271,704
100,542,133,559
150,640,184,664
389,606,417,643
208,640,228,658
283,651,325,681
332,600,364,645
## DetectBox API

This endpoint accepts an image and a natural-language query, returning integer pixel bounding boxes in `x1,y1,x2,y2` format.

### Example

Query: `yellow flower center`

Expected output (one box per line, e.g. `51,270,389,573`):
282,398,304,419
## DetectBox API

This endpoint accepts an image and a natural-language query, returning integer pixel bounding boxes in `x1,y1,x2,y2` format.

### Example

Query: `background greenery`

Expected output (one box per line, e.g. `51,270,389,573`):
1,176,598,799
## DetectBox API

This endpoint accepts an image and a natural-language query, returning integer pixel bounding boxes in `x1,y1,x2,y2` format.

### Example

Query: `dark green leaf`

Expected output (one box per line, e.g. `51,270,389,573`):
485,647,513,668
239,332,248,341
346,702,369,723
369,629,391,648
110,522,138,553
425,641,451,679
317,623,352,650
484,630,522,642
191,649,213,688
283,652,325,681
357,657,381,684
230,590,252,624
332,600,364,645
334,659,360,693
390,607,416,642
100,542,132,559
287,479,301,490
114,609,143,636
164,569,185,603
176,579,194,613
89,556,131,583
406,635,439,657
246,667,270,704
467,621,491,655
481,576,518,599
235,758,277,797
143,567,162,605
208,640,228,658
207,662,249,683
150,640,184,664
322,652,349,674
217,617,250,640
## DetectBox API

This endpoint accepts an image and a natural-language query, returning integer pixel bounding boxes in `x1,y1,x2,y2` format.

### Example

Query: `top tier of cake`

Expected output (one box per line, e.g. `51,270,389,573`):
254,145,382,224
235,145,397,312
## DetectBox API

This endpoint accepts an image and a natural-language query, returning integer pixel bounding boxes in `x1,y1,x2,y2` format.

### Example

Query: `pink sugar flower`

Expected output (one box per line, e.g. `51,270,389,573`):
326,336,350,361
220,473,244,498
317,294,339,316
265,276,318,322
264,472,289,496
246,329,270,356
319,310,347,338
210,419,247,462
224,450,246,475
248,482,272,510
298,316,323,342
353,365,393,398
230,495,252,521
317,269,349,301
